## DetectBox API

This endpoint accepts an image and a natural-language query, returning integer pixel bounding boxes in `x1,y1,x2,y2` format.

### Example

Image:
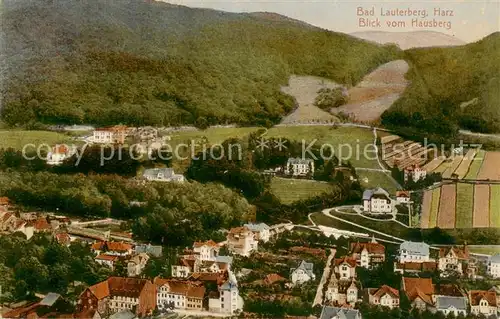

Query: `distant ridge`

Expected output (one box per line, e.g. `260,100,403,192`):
350,30,466,50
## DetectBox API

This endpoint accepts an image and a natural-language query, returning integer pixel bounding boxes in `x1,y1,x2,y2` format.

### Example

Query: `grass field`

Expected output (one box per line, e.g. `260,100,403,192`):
429,188,441,228
455,183,474,228
0,130,73,150
266,126,387,169
490,185,500,227
168,127,258,147
357,170,401,194
465,150,485,179
468,246,500,255
270,177,337,204
442,155,464,178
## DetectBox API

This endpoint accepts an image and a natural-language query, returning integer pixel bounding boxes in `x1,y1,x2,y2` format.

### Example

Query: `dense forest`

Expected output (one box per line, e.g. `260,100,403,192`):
1,0,400,128
382,32,500,136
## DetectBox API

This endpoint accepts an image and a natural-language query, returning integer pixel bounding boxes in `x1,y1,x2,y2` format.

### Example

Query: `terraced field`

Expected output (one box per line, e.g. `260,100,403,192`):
455,184,474,228
429,187,441,228
478,152,500,180
473,184,490,228
465,150,485,179
420,190,433,228
490,185,500,228
437,184,456,229
454,149,477,179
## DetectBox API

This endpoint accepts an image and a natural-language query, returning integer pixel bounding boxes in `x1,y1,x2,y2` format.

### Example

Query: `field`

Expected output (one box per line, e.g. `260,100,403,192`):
270,177,337,204
442,156,464,179
454,149,477,179
477,152,500,180
421,182,500,229
465,150,485,179
0,130,74,150
357,170,401,194
266,126,387,169
455,184,474,228
381,138,433,170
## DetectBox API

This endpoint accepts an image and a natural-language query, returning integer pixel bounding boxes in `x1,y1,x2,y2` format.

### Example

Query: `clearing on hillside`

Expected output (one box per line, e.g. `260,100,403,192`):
437,184,456,229
331,60,409,123
270,177,337,204
357,170,401,194
280,75,340,124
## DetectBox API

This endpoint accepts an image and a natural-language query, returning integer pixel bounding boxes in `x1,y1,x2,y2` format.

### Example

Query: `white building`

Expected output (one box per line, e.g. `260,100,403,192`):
396,191,411,204
326,277,359,306
334,257,357,281
208,273,243,315
404,164,427,183
154,279,205,311
142,168,185,182
469,290,498,318
285,158,314,177
226,226,258,257
367,285,400,309
127,253,150,277
362,188,393,214
243,223,270,242
193,240,220,261
435,296,468,317
399,241,430,263
92,126,127,144
319,306,362,319
95,254,119,269
489,254,500,278
290,260,316,285
46,145,76,165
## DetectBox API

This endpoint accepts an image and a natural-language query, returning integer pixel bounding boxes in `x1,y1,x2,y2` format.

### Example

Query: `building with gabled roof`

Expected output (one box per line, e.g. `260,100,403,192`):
398,241,430,263
402,277,434,311
367,285,399,309
95,254,120,269
469,290,498,318
334,257,357,281
435,296,468,317
362,188,393,214
438,245,476,278
193,240,220,261
226,226,258,257
319,306,362,319
488,254,500,278
394,261,438,274
153,278,205,311
349,238,385,268
78,277,156,317
91,241,133,257
244,223,271,242
326,277,360,307
142,168,185,183
290,260,316,285
285,158,314,177
134,244,162,257
396,190,411,204
93,126,128,144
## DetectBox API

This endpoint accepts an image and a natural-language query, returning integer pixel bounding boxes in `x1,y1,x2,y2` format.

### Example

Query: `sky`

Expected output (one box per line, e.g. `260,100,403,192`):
164,0,500,42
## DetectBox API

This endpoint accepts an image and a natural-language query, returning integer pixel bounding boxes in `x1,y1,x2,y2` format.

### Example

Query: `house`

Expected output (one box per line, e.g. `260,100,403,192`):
401,277,434,311
193,240,220,261
243,223,271,242
47,144,76,165
290,260,316,285
134,244,163,257
31,216,52,233
78,277,156,317
435,296,468,317
198,261,230,274
398,241,430,263
334,257,357,280
91,241,133,257
142,168,185,183
404,164,427,182
367,285,399,309
325,278,359,306
207,274,243,315
349,239,385,268
154,278,205,311
226,226,258,257
171,257,200,278
362,188,393,214
469,290,498,318
488,254,500,278
93,126,128,144
394,261,438,274
95,254,119,269
127,253,150,277
438,245,476,277
3,293,74,319
54,232,72,246
396,191,411,204
319,306,362,319
285,158,314,177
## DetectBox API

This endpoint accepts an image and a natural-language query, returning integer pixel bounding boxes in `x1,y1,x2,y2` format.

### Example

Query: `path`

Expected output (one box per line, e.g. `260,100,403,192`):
372,127,403,190
313,248,336,307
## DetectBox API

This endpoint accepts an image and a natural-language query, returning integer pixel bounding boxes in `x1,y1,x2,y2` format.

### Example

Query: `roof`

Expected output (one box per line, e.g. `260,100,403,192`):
95,125,127,132
400,241,430,256
396,191,410,198
287,157,314,165
188,272,228,285
436,296,467,311
0,197,10,205
87,277,150,300
319,306,361,319
52,145,70,154
264,273,287,285
215,255,233,264
490,254,500,263
33,217,51,230
244,223,270,232
403,277,434,304
135,244,163,257
439,246,470,259
153,278,205,298
88,281,110,300
469,290,497,306
91,241,132,252
363,187,390,201
228,226,251,235
369,285,399,299
334,256,357,268
142,168,177,179
55,233,71,245
193,240,219,248
350,242,385,255
291,260,315,277
395,261,437,272
435,284,465,297
40,293,61,306
95,254,119,262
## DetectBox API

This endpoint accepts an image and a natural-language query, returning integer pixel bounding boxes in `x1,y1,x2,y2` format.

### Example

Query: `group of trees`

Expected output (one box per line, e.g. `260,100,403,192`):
0,234,111,302
314,87,349,110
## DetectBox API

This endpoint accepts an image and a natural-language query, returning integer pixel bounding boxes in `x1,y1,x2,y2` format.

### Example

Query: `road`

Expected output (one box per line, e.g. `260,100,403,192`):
313,248,335,307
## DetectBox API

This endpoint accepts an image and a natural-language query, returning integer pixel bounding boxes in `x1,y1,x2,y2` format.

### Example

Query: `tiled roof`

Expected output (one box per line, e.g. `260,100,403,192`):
319,306,361,319
469,290,497,306
91,241,132,252
88,281,110,300
370,285,399,299
87,277,150,300
0,197,10,205
334,256,357,268
439,246,470,259
363,188,390,200
403,277,434,304
264,273,287,285
396,191,410,197
33,217,50,230
395,261,437,272
188,272,228,285
193,240,219,248
350,242,385,255
400,241,430,256
244,223,270,232
228,226,251,235
434,284,464,297
291,260,315,277
152,278,205,299
55,233,71,245
436,296,467,311
95,254,119,262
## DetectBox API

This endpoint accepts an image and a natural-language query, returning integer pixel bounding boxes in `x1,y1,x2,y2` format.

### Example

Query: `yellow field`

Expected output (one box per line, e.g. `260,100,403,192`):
0,130,73,150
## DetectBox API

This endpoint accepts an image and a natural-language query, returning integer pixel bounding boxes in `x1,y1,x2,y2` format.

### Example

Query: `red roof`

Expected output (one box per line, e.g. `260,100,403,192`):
439,246,470,259
470,290,497,306
350,242,385,255
86,277,151,300
395,261,437,272
396,191,410,198
91,241,132,252
52,145,70,154
33,217,51,230
95,254,119,262
334,256,357,268
370,285,399,299
0,197,10,205
193,240,219,248
264,273,287,285
403,277,434,304
55,233,71,245
151,278,205,298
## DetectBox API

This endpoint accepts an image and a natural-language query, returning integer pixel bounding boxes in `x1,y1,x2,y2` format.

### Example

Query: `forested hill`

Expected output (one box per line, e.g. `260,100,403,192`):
382,32,500,136
1,0,400,127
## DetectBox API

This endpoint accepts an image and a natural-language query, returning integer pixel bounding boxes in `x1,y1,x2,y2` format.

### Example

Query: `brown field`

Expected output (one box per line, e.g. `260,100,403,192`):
422,156,446,173
477,152,500,180
453,149,477,179
420,190,432,228
473,184,490,227
437,184,456,229
442,156,464,179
